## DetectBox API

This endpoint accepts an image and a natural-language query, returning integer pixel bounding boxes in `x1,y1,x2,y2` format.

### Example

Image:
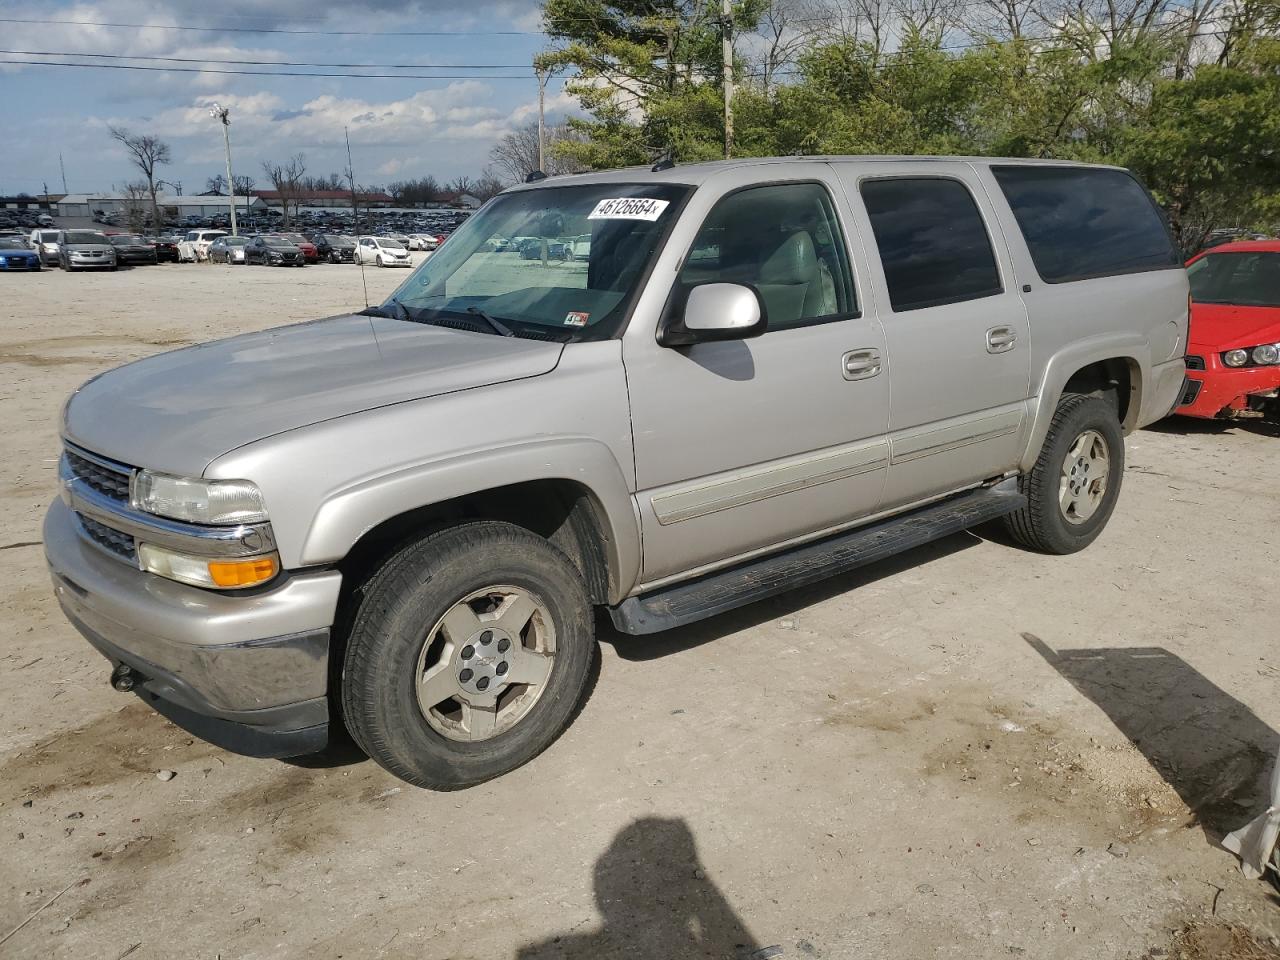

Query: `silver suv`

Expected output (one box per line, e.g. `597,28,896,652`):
46,157,1189,788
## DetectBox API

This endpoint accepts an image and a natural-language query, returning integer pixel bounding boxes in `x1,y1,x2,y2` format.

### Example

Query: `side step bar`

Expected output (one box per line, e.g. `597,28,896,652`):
609,479,1024,636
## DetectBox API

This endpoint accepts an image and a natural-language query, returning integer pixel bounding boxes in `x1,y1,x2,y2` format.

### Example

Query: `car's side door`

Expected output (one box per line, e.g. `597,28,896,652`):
623,166,890,585
836,164,1033,508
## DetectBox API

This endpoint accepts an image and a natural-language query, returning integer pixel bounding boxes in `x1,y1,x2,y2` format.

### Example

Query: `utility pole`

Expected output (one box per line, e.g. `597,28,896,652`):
722,0,734,159
536,67,549,173
58,153,67,194
209,103,238,237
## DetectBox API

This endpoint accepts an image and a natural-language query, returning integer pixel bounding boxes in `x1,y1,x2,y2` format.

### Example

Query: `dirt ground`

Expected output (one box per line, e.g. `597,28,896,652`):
1,262,1278,960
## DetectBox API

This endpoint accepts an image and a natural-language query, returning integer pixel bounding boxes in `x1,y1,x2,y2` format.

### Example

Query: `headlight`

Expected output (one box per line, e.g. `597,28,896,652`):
1223,349,1250,367
131,471,267,525
137,543,279,589
1252,343,1280,365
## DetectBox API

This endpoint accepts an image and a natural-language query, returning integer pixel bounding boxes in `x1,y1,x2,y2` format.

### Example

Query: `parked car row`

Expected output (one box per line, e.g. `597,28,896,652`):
0,209,54,231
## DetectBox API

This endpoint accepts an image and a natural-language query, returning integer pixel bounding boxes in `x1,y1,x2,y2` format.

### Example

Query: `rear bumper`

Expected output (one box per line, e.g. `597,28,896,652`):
44,499,342,757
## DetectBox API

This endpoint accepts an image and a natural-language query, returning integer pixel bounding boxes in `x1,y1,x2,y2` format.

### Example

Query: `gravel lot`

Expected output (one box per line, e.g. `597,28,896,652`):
2,262,1278,960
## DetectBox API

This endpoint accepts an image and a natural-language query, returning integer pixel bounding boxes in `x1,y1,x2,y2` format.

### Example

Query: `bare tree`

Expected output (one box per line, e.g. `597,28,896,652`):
261,153,307,228
108,127,171,234
121,181,149,233
473,169,506,201
204,174,227,195
754,0,828,91
232,173,257,196
445,175,477,197
489,122,587,183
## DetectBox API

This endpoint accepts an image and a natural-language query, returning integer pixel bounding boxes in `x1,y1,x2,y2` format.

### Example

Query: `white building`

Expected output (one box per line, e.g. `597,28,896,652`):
56,194,266,220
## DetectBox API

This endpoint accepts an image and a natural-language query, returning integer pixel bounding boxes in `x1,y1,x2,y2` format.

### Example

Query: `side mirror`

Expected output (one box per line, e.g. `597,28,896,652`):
660,283,768,347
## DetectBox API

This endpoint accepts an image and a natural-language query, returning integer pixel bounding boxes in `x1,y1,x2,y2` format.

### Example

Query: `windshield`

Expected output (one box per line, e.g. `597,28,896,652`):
379,239,406,250
65,231,107,244
1188,251,1280,308
0,235,30,248
386,182,689,341
264,238,295,248
36,231,58,241
109,235,145,244
225,237,248,246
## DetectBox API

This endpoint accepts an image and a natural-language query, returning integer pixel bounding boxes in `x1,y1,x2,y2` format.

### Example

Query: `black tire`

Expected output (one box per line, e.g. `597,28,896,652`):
1004,393,1125,554
341,521,596,790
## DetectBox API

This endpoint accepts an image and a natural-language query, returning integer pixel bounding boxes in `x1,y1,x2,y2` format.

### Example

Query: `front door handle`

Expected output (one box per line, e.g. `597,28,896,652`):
986,326,1018,353
842,348,882,381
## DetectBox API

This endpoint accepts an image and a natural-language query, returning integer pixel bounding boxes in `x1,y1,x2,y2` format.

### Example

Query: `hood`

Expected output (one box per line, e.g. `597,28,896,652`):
64,242,113,252
0,245,34,255
64,314,564,476
1189,302,1280,350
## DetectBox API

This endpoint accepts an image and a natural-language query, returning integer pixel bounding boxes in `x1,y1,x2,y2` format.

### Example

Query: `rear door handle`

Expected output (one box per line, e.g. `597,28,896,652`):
842,348,882,381
986,326,1018,353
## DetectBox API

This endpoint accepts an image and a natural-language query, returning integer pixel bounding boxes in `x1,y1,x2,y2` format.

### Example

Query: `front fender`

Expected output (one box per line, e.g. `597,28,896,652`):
302,437,641,602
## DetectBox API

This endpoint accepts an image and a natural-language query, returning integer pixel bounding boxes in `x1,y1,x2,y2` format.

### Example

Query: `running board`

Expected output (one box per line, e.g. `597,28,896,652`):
609,479,1024,636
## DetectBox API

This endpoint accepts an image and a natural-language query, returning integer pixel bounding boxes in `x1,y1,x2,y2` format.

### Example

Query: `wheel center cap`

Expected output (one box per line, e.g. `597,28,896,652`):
455,628,514,695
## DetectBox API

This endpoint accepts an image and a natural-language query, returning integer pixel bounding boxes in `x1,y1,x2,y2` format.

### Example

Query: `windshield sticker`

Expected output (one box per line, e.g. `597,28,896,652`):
564,311,590,327
587,198,670,221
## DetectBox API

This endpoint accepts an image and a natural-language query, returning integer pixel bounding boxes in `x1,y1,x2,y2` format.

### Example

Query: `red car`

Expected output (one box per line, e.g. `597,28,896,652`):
1177,240,1280,421
280,232,320,264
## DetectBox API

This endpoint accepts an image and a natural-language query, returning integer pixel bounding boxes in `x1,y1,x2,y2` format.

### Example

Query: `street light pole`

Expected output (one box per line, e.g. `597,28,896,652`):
536,67,548,173
210,103,239,237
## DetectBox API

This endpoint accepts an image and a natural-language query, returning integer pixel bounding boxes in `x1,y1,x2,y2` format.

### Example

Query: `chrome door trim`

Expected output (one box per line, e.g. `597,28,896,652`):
890,408,1024,465
650,438,890,526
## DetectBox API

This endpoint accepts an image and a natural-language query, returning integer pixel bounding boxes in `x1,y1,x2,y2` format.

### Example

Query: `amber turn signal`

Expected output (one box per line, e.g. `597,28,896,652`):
207,556,279,588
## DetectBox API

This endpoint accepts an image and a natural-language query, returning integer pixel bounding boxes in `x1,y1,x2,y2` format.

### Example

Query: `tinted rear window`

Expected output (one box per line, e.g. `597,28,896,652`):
860,177,1003,312
992,166,1180,283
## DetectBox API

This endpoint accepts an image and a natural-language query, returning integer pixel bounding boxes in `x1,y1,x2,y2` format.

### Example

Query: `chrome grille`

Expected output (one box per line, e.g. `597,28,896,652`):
79,515,137,562
65,448,132,502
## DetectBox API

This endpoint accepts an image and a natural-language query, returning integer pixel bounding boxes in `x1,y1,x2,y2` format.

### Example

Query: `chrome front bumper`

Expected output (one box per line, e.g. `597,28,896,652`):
44,499,343,756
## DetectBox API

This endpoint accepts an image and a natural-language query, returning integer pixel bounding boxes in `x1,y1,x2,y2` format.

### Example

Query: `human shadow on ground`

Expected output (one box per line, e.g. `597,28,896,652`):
1026,636,1279,842
515,817,762,960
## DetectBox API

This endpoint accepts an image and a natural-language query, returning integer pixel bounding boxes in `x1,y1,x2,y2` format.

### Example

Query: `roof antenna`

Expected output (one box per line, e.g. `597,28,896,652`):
651,152,676,172
525,170,548,183
345,125,369,309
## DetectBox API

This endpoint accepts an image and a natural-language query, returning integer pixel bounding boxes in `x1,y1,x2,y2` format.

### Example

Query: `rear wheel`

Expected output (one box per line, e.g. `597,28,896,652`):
1004,394,1124,554
341,521,597,790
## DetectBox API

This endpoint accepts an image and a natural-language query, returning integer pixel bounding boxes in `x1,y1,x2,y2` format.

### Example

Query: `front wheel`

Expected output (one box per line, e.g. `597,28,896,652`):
341,521,597,790
375,254,384,267
1004,394,1124,554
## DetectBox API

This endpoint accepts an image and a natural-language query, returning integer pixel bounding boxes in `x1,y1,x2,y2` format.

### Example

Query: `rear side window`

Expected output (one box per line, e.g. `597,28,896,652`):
860,178,1003,312
992,166,1180,283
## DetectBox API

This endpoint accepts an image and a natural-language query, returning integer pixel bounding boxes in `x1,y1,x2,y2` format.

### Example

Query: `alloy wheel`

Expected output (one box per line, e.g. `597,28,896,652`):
1059,428,1110,525
414,585,557,742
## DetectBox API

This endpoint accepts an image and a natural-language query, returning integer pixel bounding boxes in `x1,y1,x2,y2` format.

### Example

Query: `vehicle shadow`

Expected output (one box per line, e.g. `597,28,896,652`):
514,816,761,960
600,530,981,661
1144,415,1280,439
1025,635,1278,843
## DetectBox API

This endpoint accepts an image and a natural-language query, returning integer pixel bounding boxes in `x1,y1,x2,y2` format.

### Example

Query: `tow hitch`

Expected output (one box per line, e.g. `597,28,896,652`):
110,663,142,692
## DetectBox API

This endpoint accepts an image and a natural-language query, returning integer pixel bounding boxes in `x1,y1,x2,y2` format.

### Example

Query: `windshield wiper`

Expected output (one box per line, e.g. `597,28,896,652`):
361,298,414,322
466,305,516,338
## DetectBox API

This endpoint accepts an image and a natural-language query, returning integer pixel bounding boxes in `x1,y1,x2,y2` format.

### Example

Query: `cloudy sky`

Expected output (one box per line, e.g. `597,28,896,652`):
1,0,578,196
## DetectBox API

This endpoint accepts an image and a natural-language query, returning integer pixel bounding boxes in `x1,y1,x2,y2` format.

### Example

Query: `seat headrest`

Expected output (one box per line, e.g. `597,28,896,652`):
759,231,818,285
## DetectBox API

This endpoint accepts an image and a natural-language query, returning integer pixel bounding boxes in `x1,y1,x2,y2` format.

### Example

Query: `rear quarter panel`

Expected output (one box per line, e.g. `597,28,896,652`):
971,165,1189,467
